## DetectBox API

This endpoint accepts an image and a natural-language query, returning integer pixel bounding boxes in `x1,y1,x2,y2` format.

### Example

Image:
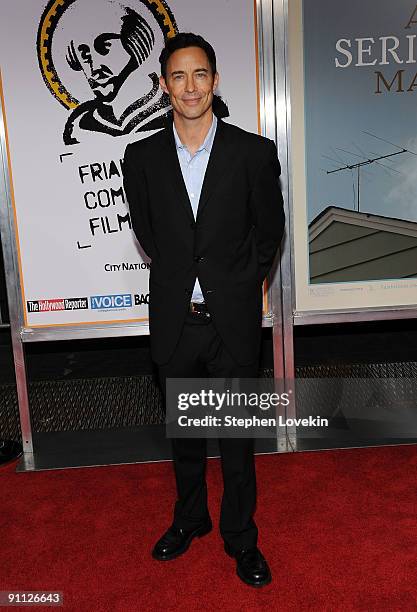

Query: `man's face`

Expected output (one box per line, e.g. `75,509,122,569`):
76,32,134,100
159,46,219,121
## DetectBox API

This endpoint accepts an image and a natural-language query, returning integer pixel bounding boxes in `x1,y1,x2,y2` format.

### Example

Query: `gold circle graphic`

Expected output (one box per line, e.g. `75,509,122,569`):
37,0,178,109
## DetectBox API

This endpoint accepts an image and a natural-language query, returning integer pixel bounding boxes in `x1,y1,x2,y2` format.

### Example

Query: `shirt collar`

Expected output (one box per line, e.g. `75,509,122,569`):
173,114,218,154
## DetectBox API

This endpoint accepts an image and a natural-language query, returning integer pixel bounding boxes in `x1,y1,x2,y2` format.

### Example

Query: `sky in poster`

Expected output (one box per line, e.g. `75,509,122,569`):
303,0,417,224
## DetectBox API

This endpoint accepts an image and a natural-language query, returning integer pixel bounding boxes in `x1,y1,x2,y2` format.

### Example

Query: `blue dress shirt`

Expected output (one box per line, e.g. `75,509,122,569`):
173,115,218,303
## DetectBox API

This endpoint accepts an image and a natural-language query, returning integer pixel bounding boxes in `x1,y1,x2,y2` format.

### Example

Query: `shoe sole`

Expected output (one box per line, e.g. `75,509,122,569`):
224,544,272,588
152,523,212,561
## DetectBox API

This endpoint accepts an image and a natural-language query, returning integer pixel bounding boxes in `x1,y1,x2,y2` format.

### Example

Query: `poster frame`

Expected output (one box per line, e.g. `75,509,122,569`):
283,0,417,329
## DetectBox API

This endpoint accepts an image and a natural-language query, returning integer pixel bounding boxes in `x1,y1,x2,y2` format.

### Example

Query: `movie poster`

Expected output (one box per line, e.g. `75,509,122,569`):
291,0,417,312
0,0,260,327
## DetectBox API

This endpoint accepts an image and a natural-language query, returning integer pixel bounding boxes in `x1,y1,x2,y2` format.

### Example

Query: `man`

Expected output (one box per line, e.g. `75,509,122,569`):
123,32,285,587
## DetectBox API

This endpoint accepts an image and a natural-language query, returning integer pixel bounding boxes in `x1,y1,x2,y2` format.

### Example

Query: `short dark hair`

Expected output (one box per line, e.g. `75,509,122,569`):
159,32,217,79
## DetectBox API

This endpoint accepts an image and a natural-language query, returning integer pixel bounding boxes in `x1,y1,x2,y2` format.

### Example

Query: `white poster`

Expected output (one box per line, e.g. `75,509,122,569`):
290,0,417,314
0,0,260,328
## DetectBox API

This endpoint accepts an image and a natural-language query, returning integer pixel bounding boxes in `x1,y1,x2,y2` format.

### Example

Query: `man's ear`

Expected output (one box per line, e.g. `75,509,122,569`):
159,75,168,93
213,71,220,92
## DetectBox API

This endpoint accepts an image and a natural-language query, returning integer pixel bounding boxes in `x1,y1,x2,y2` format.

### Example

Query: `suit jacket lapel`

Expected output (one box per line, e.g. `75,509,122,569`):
160,118,233,224
161,125,195,224
197,119,232,221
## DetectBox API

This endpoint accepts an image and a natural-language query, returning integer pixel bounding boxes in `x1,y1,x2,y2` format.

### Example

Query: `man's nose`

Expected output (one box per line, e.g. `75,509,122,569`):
184,75,196,92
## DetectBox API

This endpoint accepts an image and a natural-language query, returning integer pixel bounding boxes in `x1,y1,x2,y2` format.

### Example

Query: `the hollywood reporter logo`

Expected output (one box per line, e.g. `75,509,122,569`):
27,297,88,312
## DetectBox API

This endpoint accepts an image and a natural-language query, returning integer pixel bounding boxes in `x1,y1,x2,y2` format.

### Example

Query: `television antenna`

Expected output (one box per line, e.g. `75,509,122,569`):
325,132,415,212
327,150,406,212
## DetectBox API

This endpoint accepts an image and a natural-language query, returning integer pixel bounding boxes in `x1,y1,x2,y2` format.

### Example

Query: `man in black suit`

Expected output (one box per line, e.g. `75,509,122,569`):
123,33,284,587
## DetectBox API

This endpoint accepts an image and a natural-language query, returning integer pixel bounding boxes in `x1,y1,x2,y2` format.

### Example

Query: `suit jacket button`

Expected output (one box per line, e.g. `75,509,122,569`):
194,256,204,263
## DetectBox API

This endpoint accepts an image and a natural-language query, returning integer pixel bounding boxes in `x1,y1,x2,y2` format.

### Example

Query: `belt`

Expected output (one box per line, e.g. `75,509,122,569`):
189,301,210,317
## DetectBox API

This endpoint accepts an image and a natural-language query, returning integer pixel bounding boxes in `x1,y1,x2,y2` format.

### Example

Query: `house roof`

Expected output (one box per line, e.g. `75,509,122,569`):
308,207,417,283
309,206,417,241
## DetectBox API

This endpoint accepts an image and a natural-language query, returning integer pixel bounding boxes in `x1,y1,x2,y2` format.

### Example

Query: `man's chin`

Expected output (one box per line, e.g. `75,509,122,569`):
177,105,212,120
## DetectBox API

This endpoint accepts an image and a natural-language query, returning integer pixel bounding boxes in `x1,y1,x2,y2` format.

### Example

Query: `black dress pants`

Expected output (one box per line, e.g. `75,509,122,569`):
158,311,260,552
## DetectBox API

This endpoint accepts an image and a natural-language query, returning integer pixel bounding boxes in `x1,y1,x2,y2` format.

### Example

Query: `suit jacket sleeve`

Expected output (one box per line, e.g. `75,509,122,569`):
248,140,285,283
123,143,156,261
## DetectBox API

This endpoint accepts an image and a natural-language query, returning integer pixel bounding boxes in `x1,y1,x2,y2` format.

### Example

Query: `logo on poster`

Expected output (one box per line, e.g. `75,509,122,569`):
134,293,149,305
27,297,89,313
90,294,133,309
37,0,179,144
37,0,229,144
105,262,151,272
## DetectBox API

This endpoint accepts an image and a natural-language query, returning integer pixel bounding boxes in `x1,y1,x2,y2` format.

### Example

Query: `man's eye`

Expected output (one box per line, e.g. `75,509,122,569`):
196,73,207,78
174,75,184,80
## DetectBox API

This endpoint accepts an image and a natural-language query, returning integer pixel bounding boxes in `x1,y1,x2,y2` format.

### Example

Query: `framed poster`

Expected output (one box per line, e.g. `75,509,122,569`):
289,0,417,315
0,0,265,331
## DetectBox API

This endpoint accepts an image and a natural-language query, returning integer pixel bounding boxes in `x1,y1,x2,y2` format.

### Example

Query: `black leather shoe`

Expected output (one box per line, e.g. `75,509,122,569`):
152,519,212,561
224,543,272,587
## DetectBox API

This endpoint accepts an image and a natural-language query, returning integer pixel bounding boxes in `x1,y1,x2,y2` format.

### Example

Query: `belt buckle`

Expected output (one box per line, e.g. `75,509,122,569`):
190,302,210,318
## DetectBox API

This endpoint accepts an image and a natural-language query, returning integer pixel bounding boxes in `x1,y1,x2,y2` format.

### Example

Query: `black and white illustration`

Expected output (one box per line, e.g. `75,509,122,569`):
37,0,229,145
38,0,177,144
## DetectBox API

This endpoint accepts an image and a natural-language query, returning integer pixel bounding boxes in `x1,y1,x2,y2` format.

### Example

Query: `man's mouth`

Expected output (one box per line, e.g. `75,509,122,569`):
182,97,202,105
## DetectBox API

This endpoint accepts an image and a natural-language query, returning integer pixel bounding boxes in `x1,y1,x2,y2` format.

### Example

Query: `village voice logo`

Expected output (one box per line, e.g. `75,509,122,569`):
37,0,178,144
90,293,133,310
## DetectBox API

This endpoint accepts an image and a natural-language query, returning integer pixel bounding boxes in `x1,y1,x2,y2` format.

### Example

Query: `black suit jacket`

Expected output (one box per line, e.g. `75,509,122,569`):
123,119,285,365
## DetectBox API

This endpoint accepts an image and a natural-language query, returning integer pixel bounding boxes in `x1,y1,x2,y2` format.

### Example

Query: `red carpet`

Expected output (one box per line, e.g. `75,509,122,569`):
2,444,417,611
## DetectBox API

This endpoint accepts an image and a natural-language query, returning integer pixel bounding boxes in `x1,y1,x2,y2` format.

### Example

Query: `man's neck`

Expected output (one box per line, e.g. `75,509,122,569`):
173,109,214,155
